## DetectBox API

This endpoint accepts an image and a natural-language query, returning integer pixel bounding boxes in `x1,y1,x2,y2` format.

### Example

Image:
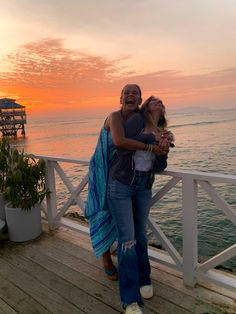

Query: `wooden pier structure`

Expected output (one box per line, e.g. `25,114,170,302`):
0,98,26,137
0,155,235,313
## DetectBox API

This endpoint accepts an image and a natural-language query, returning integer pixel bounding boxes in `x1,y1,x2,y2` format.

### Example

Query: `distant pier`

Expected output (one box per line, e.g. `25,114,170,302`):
0,98,26,137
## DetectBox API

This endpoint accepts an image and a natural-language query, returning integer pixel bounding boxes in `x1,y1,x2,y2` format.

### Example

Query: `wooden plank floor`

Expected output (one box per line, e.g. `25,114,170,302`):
0,226,236,314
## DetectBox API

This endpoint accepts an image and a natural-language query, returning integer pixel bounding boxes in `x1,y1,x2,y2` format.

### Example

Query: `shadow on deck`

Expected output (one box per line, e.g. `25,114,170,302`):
0,226,235,314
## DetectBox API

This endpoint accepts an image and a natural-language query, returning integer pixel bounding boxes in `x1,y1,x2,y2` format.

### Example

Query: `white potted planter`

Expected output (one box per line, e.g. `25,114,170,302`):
4,149,50,243
5,204,42,242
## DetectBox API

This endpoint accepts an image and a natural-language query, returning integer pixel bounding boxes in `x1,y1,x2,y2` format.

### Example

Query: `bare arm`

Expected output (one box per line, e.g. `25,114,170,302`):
108,112,146,150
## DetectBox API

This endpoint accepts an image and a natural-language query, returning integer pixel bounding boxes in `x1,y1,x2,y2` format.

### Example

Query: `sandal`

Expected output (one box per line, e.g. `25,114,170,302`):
104,266,118,281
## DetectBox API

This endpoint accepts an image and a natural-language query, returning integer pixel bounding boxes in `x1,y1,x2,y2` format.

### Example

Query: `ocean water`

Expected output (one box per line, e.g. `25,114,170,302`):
10,107,236,271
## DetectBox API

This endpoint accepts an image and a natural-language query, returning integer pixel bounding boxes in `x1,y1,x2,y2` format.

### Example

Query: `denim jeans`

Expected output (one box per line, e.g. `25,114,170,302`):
108,172,152,307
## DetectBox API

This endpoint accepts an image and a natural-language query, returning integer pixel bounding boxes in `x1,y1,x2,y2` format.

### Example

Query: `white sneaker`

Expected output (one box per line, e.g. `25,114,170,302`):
125,302,143,314
140,285,153,299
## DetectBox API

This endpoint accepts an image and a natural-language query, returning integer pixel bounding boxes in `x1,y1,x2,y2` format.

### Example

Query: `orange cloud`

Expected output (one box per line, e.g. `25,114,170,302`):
0,38,123,110
0,38,235,112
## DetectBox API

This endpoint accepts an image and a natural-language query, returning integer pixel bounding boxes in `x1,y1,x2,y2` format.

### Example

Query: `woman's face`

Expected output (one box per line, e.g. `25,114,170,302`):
120,84,142,111
148,98,165,115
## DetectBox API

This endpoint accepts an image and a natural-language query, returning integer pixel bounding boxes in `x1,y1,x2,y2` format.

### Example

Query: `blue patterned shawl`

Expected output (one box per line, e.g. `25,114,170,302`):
84,127,117,258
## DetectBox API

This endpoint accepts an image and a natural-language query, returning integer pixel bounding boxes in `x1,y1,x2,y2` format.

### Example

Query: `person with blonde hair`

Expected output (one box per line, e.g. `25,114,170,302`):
107,95,173,313
140,95,174,148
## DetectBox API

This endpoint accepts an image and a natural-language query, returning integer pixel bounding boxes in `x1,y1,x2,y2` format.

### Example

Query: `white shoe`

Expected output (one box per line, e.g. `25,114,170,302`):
125,302,143,314
140,285,153,299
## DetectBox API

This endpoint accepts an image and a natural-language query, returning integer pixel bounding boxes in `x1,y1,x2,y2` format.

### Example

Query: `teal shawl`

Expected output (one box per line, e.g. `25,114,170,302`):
85,127,117,258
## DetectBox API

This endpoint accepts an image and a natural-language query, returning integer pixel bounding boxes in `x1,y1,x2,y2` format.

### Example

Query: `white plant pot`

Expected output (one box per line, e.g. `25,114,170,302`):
0,192,6,221
5,204,42,242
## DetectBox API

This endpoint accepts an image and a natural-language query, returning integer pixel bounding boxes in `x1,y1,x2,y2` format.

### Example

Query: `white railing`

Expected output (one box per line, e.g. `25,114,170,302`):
34,155,236,293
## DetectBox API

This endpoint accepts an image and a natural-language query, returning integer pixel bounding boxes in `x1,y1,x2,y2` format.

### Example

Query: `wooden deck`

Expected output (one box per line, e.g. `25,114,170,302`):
0,226,235,314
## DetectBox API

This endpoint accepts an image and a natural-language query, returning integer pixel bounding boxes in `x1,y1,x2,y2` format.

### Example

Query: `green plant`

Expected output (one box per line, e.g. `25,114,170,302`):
0,138,10,192
4,149,50,210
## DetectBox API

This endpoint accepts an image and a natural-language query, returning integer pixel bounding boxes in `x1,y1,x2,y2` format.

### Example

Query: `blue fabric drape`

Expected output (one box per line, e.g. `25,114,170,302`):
84,127,117,257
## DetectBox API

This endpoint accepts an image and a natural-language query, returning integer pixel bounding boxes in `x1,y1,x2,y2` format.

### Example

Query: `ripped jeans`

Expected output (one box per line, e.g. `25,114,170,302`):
108,173,152,307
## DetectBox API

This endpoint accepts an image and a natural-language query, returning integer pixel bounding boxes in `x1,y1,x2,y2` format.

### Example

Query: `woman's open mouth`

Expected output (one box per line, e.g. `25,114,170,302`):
126,97,136,105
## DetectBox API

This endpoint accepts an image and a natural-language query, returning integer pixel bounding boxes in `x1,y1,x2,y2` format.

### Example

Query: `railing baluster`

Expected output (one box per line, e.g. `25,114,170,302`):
45,160,57,229
182,177,198,287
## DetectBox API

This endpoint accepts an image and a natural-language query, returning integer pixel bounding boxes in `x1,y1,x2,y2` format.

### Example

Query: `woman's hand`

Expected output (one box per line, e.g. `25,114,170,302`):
153,131,162,142
159,137,169,148
152,144,169,155
159,137,169,150
162,130,175,143
159,130,175,148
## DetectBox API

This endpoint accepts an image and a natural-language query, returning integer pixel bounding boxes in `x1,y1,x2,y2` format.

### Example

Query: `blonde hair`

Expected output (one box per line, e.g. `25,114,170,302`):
141,96,167,131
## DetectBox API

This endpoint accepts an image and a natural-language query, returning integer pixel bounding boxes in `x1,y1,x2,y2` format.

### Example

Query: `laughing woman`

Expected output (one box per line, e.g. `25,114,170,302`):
85,85,165,282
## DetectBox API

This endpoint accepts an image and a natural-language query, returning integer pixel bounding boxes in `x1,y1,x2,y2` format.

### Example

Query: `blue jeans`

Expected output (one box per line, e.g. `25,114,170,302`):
108,172,152,307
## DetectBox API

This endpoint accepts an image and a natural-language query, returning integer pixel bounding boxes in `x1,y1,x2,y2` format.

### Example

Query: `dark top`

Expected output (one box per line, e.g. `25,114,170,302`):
109,112,168,187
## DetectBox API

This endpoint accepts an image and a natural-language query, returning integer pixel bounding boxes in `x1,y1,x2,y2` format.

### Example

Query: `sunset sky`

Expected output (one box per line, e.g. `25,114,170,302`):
0,0,236,115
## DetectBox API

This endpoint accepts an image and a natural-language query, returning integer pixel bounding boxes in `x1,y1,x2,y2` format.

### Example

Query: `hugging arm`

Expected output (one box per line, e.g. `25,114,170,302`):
109,112,155,150
109,112,166,156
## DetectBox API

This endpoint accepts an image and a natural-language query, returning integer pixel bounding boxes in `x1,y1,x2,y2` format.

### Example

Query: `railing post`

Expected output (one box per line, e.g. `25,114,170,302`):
182,177,198,287
45,160,57,230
